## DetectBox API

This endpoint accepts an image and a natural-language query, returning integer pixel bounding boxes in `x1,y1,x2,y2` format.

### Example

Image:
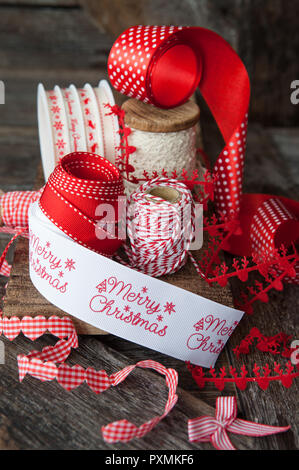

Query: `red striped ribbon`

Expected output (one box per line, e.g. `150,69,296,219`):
188,396,290,450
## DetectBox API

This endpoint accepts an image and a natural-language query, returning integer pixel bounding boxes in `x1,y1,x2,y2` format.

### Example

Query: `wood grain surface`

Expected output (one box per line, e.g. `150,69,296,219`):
122,99,200,132
0,2,298,451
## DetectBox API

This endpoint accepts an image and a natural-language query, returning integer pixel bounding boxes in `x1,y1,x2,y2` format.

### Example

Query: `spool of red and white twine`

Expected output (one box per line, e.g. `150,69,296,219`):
123,178,195,277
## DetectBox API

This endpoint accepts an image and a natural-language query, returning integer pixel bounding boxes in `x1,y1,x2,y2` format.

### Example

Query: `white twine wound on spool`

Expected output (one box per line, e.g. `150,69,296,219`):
124,177,195,277
124,125,199,195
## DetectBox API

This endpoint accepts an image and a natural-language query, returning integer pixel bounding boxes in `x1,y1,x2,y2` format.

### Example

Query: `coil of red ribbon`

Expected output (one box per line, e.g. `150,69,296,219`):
108,25,299,283
39,152,125,257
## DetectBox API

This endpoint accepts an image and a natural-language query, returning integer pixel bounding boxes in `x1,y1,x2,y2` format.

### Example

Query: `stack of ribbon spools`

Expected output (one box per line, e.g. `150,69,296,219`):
38,80,120,180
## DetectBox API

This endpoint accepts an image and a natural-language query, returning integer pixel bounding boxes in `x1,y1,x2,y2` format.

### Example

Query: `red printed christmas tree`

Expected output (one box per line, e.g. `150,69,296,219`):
193,318,205,331
96,280,107,293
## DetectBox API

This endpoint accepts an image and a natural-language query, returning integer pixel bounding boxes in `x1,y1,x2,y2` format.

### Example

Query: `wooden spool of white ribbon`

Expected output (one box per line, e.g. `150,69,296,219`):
122,98,203,194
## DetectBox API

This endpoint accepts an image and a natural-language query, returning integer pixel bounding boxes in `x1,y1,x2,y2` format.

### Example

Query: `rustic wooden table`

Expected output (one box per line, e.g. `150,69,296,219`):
0,3,298,450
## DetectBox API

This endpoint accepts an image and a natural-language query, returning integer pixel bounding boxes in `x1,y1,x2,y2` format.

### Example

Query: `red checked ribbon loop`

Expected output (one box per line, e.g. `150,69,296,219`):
0,314,178,442
108,25,299,283
39,152,125,257
188,396,290,450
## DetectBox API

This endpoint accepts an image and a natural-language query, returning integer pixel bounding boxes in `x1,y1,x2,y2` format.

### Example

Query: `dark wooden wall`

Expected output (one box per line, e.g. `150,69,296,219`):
79,0,299,127
1,0,298,126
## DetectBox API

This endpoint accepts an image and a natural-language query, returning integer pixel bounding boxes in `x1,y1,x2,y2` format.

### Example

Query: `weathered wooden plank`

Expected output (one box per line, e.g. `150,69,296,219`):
223,126,299,450
0,1,78,5
0,6,112,71
0,334,256,450
79,0,239,50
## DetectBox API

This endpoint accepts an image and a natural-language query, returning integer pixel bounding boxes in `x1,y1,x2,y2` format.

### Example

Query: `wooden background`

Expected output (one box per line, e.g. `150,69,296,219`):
0,0,298,450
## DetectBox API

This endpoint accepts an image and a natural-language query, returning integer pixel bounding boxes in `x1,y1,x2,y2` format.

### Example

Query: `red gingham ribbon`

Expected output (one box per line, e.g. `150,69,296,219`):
1,188,43,230
188,396,290,450
0,313,178,442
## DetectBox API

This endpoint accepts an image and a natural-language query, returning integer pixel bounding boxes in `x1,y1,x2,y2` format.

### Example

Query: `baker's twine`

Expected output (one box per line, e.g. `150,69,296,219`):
123,178,195,277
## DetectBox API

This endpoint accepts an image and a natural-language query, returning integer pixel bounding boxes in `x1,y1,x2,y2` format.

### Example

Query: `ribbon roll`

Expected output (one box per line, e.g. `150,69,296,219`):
108,25,299,284
125,178,196,277
28,200,243,368
108,25,250,219
224,193,299,284
38,81,119,181
39,152,125,257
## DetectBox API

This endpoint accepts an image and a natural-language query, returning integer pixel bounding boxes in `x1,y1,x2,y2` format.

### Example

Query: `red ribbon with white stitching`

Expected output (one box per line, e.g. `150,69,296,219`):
108,25,299,283
39,152,124,257
0,313,178,442
188,396,290,450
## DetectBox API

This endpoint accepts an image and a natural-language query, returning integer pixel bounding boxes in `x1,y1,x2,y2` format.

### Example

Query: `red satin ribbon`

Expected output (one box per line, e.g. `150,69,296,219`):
39,152,125,257
188,396,290,450
108,25,299,282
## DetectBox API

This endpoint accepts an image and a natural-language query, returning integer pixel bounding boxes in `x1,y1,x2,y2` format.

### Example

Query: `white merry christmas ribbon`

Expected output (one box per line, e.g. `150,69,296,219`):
28,201,243,367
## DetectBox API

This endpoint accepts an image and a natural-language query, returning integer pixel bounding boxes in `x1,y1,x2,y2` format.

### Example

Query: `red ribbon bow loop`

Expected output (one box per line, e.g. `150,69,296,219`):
188,396,290,450
108,25,250,219
39,152,125,257
108,25,299,283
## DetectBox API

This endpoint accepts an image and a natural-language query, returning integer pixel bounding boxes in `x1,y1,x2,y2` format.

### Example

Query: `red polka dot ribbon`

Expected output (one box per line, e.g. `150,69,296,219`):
108,25,299,282
39,152,125,257
108,25,249,218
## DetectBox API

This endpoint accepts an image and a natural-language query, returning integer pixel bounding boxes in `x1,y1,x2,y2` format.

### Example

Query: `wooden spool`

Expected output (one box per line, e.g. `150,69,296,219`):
122,98,200,132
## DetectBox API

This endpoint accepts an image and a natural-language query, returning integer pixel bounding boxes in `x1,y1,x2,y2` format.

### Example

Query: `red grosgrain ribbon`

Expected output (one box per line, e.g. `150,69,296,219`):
108,25,299,283
0,313,178,442
39,152,125,257
188,396,290,450
224,194,299,284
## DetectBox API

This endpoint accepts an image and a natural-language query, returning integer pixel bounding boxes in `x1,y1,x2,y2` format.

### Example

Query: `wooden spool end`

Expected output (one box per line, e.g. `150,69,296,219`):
122,98,200,133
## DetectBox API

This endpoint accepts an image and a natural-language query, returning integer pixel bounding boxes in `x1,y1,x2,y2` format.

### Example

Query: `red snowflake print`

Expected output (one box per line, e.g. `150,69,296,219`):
124,305,130,312
91,143,98,153
56,139,66,150
46,241,51,248
51,105,60,114
49,95,57,101
53,121,63,131
157,315,164,322
58,271,64,278
64,258,76,271
141,286,148,293
164,302,176,315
